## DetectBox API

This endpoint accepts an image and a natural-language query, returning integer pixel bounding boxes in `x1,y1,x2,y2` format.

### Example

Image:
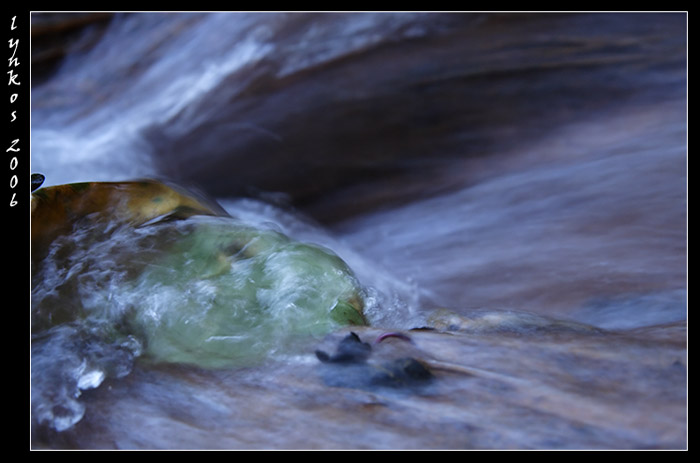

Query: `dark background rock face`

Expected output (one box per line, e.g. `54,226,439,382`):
132,13,686,224
31,13,113,86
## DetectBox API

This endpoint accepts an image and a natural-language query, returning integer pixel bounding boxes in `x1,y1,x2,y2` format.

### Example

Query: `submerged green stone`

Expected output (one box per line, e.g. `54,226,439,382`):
31,180,366,370
127,217,367,368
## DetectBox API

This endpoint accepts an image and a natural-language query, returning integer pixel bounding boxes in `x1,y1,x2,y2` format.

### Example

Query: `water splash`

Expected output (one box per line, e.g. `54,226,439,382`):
31,212,370,431
218,197,425,329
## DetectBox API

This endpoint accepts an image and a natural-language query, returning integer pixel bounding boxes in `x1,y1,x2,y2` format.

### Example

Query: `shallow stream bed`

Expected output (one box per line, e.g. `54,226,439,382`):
30,12,687,449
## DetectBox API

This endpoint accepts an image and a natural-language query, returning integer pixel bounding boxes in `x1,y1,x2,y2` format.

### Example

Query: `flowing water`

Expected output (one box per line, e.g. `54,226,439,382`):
30,12,687,449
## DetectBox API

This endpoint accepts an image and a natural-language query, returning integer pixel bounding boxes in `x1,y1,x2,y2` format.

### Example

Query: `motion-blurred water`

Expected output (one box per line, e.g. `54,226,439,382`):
30,12,687,449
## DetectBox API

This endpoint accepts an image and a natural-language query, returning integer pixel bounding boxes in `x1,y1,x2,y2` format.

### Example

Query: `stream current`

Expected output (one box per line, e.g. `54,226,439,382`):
29,12,687,448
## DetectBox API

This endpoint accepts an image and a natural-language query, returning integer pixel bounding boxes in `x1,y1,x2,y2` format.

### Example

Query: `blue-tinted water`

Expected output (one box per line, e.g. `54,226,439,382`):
30,12,686,448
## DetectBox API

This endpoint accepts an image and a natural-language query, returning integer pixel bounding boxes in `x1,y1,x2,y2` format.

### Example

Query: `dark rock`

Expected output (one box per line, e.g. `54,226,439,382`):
316,331,433,392
31,173,45,192
315,332,371,364
368,357,433,387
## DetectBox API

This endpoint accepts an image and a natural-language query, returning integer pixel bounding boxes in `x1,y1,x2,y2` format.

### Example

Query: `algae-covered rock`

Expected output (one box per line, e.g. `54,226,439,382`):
31,179,225,266
126,216,366,368
31,179,366,372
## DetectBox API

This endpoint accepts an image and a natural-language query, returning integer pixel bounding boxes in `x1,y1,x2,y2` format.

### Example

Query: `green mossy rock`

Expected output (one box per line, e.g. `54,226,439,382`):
31,180,366,369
